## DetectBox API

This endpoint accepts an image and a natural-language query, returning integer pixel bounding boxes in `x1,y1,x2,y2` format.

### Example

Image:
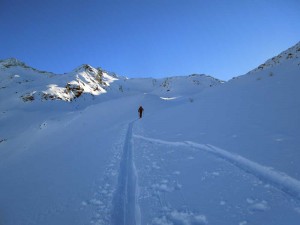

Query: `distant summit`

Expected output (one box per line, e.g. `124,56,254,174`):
0,58,28,68
0,58,54,75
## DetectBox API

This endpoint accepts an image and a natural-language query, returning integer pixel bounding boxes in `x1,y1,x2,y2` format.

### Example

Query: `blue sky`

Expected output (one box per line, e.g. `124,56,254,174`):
1,0,300,80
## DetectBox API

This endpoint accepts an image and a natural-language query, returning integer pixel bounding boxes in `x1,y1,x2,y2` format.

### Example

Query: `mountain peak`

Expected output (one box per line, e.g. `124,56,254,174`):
73,64,95,73
248,41,300,74
0,58,27,68
0,58,54,75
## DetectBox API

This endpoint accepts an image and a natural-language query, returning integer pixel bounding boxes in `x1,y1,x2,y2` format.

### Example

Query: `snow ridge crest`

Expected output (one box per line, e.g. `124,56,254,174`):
248,41,300,74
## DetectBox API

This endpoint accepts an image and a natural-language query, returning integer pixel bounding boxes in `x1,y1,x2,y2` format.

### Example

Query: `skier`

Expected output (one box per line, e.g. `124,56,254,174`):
138,106,144,119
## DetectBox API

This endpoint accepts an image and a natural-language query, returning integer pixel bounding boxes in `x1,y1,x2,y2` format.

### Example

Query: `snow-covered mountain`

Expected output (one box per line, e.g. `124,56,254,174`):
0,59,117,103
0,58,222,106
0,42,299,225
247,41,300,74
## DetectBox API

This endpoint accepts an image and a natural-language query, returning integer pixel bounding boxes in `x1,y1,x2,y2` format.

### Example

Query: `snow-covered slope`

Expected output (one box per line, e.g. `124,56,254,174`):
0,58,221,109
247,41,300,74
0,42,299,225
0,59,118,104
131,42,300,224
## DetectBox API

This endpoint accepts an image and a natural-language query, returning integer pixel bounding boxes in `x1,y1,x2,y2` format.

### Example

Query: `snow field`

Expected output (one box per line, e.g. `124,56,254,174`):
133,131,300,225
0,95,143,225
1,42,300,224
134,134,300,200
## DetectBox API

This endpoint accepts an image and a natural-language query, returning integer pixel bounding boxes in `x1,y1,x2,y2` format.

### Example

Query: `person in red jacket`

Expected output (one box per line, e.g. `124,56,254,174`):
138,106,144,119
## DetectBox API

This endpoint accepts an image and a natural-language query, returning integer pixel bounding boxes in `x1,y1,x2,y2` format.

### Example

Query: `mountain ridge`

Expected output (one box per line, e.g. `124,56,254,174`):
247,41,300,74
0,60,222,103
1,41,299,104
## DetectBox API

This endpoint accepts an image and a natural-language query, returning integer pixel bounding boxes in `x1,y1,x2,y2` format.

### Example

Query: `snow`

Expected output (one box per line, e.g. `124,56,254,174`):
134,134,300,200
160,97,180,101
0,42,300,224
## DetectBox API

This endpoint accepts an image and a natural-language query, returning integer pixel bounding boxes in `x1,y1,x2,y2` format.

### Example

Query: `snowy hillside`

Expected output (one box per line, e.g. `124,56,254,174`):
0,58,221,110
0,58,118,103
247,41,300,74
0,42,300,225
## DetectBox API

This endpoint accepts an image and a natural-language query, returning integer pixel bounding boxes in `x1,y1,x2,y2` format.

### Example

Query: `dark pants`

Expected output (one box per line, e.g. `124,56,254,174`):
139,112,143,118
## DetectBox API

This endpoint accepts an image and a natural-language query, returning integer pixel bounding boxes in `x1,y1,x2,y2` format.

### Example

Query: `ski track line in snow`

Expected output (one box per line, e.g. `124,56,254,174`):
133,134,300,201
112,121,141,225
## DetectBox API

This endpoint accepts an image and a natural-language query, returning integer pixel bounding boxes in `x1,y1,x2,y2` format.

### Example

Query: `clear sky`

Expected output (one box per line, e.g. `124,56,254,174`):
1,0,300,80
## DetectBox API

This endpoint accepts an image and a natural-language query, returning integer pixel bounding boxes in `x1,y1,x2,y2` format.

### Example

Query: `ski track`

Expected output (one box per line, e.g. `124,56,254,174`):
133,134,300,201
112,120,141,225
